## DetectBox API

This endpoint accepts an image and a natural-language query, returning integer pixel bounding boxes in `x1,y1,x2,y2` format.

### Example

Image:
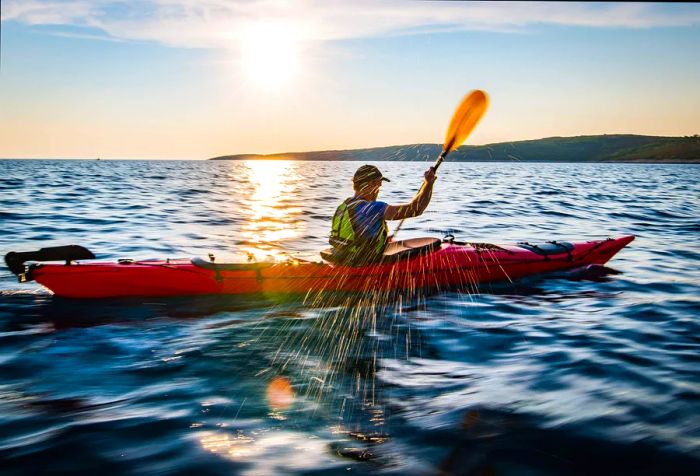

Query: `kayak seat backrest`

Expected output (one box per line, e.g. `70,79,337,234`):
517,241,574,256
5,245,95,275
320,237,441,266
190,257,275,271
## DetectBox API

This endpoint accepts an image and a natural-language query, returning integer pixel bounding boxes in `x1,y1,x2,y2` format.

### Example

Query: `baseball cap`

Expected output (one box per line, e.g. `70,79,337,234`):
352,165,390,187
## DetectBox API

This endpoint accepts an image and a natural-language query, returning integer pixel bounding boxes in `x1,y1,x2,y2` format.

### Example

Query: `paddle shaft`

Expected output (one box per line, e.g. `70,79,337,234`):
392,150,447,237
390,89,488,240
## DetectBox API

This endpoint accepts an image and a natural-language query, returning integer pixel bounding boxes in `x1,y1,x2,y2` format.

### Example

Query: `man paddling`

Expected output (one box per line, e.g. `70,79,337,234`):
329,164,437,265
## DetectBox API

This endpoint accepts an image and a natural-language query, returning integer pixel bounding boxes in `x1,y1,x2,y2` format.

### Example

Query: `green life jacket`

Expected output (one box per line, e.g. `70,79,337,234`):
329,197,388,264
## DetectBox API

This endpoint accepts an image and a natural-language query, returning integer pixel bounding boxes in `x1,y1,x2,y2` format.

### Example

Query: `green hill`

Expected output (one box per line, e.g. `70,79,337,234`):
210,134,700,163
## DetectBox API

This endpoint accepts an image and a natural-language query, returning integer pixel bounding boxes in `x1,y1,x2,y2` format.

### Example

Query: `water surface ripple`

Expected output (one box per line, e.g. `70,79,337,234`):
0,160,699,475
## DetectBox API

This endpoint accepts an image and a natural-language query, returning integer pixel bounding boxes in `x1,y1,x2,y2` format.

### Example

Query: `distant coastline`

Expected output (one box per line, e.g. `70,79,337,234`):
210,134,700,163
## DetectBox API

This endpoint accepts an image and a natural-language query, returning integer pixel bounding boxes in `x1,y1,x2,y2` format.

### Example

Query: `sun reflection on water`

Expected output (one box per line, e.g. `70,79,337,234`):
198,430,335,473
239,160,305,261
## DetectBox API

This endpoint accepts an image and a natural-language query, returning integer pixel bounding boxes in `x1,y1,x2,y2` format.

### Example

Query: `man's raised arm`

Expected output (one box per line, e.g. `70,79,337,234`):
384,168,437,221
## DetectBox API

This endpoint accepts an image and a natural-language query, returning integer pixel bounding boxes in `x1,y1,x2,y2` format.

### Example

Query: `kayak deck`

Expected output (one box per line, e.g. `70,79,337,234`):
9,236,635,299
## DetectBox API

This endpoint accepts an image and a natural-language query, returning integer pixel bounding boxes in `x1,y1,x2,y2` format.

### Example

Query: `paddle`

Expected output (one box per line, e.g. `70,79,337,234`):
393,89,489,237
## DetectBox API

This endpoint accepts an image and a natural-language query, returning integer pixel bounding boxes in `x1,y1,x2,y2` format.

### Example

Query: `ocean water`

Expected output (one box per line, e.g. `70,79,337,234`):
0,159,698,475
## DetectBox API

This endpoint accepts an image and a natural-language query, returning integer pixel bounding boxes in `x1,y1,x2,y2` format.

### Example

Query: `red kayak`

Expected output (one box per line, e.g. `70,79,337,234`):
5,236,634,299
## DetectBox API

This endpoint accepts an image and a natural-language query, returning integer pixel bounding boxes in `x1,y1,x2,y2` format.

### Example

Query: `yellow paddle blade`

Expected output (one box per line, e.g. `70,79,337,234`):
443,89,489,153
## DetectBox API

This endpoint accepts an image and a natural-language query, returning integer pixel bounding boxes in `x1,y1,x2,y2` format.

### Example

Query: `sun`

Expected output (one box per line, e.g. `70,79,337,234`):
240,21,301,90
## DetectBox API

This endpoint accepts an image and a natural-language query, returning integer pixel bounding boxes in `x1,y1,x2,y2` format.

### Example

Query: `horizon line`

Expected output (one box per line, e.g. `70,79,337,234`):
3,132,697,161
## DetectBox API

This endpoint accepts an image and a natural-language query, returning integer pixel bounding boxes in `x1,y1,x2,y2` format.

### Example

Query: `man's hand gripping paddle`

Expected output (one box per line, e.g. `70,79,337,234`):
393,89,489,238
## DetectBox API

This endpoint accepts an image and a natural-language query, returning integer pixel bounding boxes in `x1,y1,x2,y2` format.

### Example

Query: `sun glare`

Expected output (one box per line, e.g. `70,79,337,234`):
238,160,304,261
240,21,301,90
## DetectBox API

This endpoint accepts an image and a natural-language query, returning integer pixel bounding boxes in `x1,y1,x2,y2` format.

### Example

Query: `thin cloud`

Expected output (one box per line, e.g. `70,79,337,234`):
3,1,700,48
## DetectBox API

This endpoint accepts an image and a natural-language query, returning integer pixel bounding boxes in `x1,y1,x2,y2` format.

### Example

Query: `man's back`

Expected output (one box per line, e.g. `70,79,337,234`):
328,164,437,265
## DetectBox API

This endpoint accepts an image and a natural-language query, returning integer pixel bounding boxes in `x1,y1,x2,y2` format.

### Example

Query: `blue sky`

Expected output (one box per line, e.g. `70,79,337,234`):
1,1,699,159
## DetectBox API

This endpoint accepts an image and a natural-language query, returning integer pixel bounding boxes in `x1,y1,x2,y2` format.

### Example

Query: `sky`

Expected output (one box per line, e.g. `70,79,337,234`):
1,1,699,159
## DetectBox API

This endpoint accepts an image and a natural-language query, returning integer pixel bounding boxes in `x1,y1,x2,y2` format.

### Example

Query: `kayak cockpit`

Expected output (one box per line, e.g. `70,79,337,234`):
320,237,441,266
